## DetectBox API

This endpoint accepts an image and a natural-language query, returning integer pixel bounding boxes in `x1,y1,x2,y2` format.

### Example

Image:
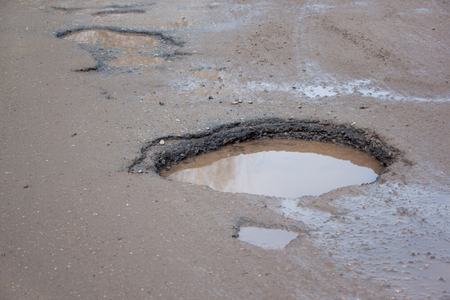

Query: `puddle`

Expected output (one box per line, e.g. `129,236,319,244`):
160,139,384,198
238,227,298,250
63,29,161,49
58,28,182,69
302,184,450,297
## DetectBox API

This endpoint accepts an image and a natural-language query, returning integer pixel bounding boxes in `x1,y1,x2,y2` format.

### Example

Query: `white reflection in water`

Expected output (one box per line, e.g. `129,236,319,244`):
167,151,378,198
238,227,298,250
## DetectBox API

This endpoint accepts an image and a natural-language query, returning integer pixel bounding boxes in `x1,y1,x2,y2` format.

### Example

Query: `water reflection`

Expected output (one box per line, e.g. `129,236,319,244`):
238,227,298,250
161,139,383,198
63,30,160,49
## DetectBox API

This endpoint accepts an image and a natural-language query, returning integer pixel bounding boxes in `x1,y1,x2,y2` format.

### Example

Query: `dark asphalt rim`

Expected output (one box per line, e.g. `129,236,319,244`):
127,117,401,174
54,26,184,46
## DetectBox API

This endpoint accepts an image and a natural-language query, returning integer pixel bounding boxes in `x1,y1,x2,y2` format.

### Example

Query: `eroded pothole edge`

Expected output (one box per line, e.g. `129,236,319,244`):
54,26,185,72
127,117,402,175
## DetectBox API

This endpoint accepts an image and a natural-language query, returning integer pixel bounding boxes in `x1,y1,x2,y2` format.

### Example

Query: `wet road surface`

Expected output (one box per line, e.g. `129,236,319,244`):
1,0,449,299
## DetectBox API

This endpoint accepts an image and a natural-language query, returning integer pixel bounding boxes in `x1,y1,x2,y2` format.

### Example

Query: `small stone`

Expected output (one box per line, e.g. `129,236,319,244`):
208,96,213,99
160,140,165,145
138,170,143,173
231,101,238,105
248,101,253,104
238,100,242,103
159,102,164,106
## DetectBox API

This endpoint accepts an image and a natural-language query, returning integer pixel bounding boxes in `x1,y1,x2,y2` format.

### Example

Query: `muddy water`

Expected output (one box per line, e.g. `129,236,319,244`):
238,227,298,250
160,139,384,198
63,30,160,48
63,29,163,68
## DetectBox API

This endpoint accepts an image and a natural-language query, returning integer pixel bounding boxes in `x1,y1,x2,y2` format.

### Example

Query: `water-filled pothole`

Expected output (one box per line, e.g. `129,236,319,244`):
238,227,298,250
56,27,182,70
160,139,384,198
63,29,161,48
128,118,400,184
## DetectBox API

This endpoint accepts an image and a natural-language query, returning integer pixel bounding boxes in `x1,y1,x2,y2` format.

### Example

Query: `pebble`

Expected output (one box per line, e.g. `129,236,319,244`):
249,101,253,104
160,140,165,145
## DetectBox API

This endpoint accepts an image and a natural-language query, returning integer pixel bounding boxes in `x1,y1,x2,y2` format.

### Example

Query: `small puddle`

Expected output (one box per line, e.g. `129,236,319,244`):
61,29,169,68
238,227,298,250
160,139,384,198
63,29,161,49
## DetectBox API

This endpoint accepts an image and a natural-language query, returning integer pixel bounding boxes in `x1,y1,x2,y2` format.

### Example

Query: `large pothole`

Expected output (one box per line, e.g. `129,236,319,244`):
128,118,400,180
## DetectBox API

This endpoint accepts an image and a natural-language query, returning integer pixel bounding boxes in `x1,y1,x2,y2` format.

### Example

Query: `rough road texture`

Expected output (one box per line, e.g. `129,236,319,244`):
128,118,400,174
1,0,449,299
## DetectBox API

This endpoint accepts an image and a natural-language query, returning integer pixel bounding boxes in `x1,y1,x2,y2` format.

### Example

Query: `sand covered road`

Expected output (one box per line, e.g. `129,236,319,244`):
1,0,449,299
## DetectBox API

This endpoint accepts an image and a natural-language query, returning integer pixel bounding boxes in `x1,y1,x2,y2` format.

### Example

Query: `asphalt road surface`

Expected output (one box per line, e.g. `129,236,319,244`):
1,0,449,299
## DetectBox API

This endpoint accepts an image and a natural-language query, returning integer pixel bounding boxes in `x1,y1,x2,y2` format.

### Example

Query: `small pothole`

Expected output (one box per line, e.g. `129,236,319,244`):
237,227,299,250
55,26,184,71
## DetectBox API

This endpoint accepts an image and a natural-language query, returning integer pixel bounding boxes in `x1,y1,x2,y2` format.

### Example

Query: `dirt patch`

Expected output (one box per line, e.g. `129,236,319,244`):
127,118,401,174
